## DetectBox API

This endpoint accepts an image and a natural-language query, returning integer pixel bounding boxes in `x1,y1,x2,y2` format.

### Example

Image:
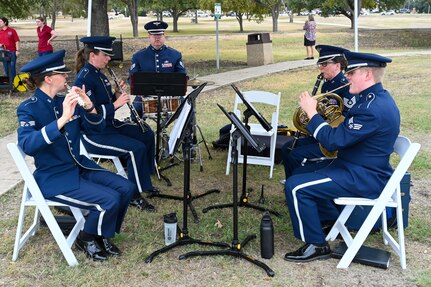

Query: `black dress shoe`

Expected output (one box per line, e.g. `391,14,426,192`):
145,186,160,195
129,197,156,212
75,237,109,261
284,243,331,262
96,237,122,256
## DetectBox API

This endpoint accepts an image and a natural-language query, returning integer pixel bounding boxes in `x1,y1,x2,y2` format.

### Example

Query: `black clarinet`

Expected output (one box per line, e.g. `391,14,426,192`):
311,73,324,97
106,66,151,134
289,73,324,150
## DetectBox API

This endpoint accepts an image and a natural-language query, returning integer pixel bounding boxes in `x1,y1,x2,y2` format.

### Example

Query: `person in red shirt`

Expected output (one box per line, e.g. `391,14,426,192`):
0,17,20,82
36,16,57,57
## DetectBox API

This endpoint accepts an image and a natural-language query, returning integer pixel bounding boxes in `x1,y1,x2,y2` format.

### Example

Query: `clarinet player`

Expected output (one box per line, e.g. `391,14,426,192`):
281,45,356,182
74,36,157,212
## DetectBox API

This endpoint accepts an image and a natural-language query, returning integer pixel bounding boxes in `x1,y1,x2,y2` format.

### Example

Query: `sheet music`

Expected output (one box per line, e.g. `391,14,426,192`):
168,101,192,155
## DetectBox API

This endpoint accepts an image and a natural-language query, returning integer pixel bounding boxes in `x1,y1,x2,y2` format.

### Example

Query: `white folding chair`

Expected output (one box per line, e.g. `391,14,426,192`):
8,143,86,266
79,140,127,178
325,136,421,269
225,90,281,178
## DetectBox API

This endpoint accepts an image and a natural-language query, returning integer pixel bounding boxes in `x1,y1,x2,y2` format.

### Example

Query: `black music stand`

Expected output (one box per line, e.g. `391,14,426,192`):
149,83,220,223
145,90,229,263
179,104,275,277
203,84,281,217
131,72,187,186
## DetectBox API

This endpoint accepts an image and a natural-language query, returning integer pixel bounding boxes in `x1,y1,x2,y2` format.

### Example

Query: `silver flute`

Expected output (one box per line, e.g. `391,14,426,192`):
106,66,151,134
65,83,86,107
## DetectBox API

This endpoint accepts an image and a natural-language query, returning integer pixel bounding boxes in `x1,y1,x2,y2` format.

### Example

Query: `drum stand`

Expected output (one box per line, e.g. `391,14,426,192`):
189,103,212,172
154,95,179,186
145,111,228,263
179,128,275,277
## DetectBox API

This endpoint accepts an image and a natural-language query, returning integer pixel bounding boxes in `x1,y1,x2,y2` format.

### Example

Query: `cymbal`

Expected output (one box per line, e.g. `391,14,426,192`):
187,78,215,87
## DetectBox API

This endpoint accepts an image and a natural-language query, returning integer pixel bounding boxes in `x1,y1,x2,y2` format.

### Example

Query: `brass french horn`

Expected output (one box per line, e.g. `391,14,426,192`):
292,83,350,158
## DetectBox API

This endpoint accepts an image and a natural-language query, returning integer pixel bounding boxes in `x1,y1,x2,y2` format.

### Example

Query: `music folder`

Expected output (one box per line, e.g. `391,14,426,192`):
130,72,187,97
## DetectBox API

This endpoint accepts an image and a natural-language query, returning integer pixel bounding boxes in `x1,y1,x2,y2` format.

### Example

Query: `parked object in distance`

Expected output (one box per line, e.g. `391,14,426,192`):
197,11,209,17
381,10,396,15
399,8,410,14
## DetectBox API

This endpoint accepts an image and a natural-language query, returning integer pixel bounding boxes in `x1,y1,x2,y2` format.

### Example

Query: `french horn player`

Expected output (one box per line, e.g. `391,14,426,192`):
283,51,399,263
281,45,356,182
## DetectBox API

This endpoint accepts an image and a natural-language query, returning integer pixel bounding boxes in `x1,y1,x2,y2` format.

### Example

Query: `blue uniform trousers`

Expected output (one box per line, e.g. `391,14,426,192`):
50,169,135,238
281,136,329,179
83,122,155,194
284,172,350,245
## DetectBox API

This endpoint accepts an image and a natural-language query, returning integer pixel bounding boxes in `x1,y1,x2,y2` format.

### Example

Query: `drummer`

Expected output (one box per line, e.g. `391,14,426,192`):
129,20,187,118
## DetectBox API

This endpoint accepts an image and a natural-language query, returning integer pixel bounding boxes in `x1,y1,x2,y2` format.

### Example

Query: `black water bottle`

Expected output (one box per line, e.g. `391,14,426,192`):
260,211,274,259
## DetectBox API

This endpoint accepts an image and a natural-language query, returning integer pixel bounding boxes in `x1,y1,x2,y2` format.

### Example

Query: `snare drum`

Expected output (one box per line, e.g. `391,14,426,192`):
143,96,181,116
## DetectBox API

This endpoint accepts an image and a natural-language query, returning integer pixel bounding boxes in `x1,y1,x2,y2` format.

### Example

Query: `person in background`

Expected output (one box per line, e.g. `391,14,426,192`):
16,50,135,261
74,36,157,212
303,15,316,60
283,52,399,263
36,16,57,56
0,17,20,82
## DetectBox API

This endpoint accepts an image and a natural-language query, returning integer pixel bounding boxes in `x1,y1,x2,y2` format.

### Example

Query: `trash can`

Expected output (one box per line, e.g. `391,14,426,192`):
246,33,273,66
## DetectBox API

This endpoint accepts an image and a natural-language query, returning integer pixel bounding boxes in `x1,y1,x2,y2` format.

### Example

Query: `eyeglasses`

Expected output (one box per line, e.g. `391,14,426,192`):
317,61,336,68
344,68,361,76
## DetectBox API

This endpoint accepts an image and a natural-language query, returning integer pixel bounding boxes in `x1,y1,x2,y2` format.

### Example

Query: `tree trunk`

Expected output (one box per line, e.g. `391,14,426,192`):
50,0,58,29
128,0,138,38
91,0,109,36
271,5,280,32
173,15,179,32
236,14,244,33
51,11,57,29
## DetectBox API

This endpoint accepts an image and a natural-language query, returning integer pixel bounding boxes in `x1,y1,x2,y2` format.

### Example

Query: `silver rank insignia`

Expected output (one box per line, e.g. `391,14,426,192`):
20,121,35,127
348,117,363,130
344,97,356,109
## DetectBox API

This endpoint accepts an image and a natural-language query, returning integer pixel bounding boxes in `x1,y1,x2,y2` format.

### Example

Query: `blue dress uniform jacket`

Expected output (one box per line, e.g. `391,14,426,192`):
306,82,400,197
284,82,400,244
129,45,186,75
75,63,156,193
17,89,106,198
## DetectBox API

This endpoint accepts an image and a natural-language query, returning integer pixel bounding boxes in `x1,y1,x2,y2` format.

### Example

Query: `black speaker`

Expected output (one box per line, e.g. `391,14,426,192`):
111,40,123,61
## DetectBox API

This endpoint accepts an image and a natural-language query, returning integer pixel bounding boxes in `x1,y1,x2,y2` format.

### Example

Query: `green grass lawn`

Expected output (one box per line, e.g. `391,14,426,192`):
1,16,430,286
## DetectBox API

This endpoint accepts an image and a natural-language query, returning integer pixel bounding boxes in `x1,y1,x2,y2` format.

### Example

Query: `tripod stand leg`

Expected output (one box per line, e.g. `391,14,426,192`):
195,124,212,160
191,189,220,200
145,236,230,263
202,203,234,213
239,202,282,218
179,248,275,277
145,240,182,263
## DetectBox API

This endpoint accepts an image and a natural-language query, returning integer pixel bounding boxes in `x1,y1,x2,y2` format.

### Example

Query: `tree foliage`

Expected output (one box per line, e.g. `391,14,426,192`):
254,0,284,32
0,0,32,19
200,0,266,32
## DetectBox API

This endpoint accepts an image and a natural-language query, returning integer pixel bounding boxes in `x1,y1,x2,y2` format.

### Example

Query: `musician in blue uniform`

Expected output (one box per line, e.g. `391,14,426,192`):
283,52,400,262
74,36,157,212
16,50,136,261
129,20,187,118
281,45,356,181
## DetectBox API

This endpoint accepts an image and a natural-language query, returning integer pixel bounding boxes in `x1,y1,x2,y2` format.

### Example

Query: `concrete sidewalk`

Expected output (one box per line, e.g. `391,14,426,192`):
2,50,430,196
